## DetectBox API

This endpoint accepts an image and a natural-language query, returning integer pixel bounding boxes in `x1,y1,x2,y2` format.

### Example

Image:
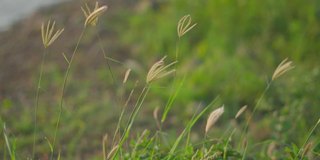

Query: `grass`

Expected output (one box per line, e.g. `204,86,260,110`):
1,0,320,159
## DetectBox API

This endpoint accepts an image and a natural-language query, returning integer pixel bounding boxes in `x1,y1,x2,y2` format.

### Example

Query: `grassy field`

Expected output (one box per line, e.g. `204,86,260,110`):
0,0,320,159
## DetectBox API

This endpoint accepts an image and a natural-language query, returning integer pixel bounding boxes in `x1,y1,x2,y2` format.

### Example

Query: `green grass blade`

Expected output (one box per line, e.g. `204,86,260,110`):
167,98,218,159
3,124,16,160
161,75,186,123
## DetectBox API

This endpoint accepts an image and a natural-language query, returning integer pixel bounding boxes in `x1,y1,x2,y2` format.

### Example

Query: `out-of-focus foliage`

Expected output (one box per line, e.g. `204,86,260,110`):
120,0,320,153
123,0,320,114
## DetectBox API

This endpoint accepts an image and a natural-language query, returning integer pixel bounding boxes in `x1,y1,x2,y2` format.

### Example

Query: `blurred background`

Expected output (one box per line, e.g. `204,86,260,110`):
0,0,319,159
0,0,66,31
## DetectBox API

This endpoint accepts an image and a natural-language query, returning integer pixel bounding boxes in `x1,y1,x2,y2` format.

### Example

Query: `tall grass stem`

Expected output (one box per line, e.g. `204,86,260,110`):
239,82,271,157
32,49,48,159
111,86,150,159
50,29,86,159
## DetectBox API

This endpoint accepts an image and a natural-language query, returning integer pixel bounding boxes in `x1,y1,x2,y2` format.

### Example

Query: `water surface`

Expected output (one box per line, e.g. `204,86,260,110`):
0,0,66,31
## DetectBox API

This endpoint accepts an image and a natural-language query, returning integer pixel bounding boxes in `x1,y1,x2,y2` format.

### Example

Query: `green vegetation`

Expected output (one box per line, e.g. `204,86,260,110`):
1,0,320,159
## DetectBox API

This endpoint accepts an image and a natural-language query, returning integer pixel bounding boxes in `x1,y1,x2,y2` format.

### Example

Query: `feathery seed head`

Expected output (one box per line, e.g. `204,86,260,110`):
153,107,159,121
41,20,64,48
146,56,177,84
82,2,107,27
235,105,247,119
123,68,131,84
272,58,294,81
177,14,197,38
205,106,224,133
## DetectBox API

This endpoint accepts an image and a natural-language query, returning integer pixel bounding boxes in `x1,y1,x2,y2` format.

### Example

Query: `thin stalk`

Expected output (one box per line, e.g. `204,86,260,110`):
111,85,150,159
167,103,211,160
246,83,271,129
169,98,219,159
95,30,129,148
240,83,271,138
240,82,271,157
1,116,6,160
32,49,48,159
3,124,16,160
223,129,236,160
161,75,185,124
185,131,191,151
175,37,180,62
96,33,116,84
96,36,132,147
241,143,248,160
160,37,182,126
50,29,86,160
112,84,136,146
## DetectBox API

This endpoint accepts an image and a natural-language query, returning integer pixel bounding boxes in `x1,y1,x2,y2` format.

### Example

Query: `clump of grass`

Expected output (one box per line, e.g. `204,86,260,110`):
168,99,218,160
5,1,319,159
110,56,176,159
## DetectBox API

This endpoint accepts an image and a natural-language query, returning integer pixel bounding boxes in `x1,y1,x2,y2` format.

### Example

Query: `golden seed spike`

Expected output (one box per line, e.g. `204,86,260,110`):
272,58,295,81
205,106,224,133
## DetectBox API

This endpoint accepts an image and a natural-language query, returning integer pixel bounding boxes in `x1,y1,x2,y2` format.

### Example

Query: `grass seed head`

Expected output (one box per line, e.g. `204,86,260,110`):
205,106,224,133
146,56,177,84
272,58,294,81
82,2,107,27
177,14,197,38
235,105,247,119
123,68,131,84
153,106,159,122
41,20,64,48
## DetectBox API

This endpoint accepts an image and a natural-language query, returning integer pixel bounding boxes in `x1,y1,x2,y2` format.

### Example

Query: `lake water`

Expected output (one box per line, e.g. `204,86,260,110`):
0,0,66,31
